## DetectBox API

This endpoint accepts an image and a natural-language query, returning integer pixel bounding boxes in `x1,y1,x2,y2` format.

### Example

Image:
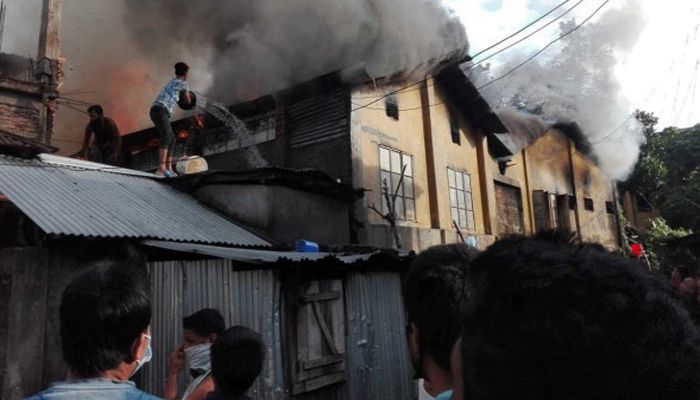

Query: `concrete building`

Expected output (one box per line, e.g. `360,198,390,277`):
0,0,62,144
123,63,622,251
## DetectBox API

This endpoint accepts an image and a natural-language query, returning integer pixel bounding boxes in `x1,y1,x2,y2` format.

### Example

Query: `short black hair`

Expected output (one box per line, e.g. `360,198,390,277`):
60,258,151,377
211,326,265,396
403,243,476,371
87,104,103,115
175,62,189,76
460,235,700,400
183,308,225,337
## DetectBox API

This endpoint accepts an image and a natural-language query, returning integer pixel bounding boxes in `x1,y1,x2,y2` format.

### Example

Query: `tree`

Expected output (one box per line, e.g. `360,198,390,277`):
623,111,700,231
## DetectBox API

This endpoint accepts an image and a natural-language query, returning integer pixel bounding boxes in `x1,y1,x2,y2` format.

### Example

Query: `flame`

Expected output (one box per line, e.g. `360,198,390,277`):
193,113,205,129
177,129,189,140
102,61,159,134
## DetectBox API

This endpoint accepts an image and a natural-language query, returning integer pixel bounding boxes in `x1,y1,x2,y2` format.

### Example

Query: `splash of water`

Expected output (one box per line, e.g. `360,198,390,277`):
196,95,268,169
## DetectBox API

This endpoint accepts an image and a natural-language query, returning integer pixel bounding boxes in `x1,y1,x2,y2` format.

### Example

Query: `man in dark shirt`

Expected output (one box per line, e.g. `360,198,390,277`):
83,104,121,166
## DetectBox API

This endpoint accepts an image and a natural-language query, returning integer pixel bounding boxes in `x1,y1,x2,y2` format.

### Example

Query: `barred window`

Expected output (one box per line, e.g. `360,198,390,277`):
448,168,475,230
379,146,415,221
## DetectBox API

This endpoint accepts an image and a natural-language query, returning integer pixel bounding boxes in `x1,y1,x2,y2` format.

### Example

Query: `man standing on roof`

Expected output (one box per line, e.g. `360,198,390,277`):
82,104,122,166
150,62,192,177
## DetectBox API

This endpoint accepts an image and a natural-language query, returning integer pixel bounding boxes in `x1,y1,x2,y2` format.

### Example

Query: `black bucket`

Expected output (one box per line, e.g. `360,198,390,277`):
178,90,197,110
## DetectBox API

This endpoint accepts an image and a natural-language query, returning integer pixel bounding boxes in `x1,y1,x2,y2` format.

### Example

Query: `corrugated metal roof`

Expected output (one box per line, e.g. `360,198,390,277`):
0,154,271,246
143,240,375,264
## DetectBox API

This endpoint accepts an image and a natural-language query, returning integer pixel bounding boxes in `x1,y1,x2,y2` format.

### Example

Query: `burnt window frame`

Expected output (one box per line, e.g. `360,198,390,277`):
385,95,399,120
379,146,416,221
449,107,460,145
448,168,475,231
584,198,594,211
605,201,615,214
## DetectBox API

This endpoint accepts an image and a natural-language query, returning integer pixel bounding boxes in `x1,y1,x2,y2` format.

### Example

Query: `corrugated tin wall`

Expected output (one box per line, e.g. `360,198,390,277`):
287,90,349,148
345,272,415,400
144,260,284,399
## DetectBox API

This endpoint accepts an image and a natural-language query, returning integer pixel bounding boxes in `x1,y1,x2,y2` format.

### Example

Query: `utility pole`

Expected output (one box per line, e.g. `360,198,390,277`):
35,0,63,144
0,1,6,52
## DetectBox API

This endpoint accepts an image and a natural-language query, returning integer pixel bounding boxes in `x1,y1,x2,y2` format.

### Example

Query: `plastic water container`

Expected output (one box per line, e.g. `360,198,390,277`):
296,240,320,253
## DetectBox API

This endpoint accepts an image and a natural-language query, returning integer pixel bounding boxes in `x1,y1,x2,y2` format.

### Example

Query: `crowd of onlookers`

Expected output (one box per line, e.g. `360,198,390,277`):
670,265,700,323
23,230,700,400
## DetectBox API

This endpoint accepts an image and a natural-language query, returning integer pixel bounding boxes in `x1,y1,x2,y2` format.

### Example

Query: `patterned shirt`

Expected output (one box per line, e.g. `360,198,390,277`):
152,78,190,115
24,378,162,400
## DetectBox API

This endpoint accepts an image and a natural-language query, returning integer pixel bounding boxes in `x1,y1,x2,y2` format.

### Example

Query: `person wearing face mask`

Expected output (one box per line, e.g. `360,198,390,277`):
164,309,224,400
24,260,160,399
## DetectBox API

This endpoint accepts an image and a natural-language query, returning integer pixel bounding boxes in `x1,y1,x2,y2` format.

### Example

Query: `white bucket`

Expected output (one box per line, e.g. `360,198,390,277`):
175,156,208,175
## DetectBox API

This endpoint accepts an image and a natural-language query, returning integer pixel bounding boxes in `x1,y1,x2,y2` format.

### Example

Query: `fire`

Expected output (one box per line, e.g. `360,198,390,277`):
177,130,189,140
193,113,205,129
103,60,159,134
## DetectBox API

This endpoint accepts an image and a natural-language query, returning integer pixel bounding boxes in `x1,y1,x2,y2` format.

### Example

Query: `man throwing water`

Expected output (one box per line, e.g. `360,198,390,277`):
150,62,192,177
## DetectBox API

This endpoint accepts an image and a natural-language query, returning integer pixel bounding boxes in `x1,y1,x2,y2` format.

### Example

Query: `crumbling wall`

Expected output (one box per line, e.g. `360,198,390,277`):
0,88,43,139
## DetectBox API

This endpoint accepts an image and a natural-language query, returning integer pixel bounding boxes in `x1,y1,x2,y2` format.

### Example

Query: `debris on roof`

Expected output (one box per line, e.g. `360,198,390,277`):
0,129,57,158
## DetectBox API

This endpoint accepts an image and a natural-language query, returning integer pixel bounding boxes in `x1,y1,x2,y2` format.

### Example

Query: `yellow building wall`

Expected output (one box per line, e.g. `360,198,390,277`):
424,81,485,235
348,79,619,251
349,77,494,251
350,80,441,250
571,150,619,248
482,146,534,237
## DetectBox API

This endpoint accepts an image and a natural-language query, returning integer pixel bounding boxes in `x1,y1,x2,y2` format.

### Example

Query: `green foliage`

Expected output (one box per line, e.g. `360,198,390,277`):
623,111,700,231
643,217,693,273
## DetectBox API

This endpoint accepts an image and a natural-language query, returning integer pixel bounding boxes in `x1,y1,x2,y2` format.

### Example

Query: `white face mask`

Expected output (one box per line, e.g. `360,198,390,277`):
184,343,211,378
130,334,152,377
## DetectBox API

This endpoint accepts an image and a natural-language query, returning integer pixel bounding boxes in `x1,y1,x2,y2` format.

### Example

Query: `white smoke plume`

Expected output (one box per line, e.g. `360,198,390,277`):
470,0,646,181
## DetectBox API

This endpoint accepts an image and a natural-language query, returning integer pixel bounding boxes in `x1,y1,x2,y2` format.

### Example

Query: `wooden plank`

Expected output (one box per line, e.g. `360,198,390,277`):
302,354,345,370
312,301,340,355
293,371,346,394
300,290,340,304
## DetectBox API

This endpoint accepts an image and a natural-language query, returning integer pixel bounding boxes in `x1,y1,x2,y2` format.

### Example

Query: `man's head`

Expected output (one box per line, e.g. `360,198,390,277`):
175,62,189,79
182,308,225,347
87,104,103,122
403,243,476,396
453,234,700,400
60,262,151,378
211,326,266,397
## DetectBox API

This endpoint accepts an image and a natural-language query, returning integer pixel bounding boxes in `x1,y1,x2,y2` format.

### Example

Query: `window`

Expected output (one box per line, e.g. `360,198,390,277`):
568,195,577,210
449,109,460,145
584,198,594,211
385,95,399,120
606,201,615,214
379,147,415,220
289,279,346,394
203,111,276,156
448,168,475,230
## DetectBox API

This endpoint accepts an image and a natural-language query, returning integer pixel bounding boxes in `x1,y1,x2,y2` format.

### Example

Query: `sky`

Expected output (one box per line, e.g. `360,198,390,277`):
446,0,700,129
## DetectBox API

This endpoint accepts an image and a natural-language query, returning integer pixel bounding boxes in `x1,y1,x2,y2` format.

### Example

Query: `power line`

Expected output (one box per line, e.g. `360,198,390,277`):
354,0,611,113
476,0,611,91
351,0,588,106
471,0,574,59
468,0,586,70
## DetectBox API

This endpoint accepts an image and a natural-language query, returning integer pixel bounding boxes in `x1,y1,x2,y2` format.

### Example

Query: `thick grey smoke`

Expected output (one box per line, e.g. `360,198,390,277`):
470,0,646,181
122,0,468,104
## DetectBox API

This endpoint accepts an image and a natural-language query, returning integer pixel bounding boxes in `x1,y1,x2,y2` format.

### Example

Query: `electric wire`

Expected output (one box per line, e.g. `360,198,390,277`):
468,0,586,70
351,0,589,104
